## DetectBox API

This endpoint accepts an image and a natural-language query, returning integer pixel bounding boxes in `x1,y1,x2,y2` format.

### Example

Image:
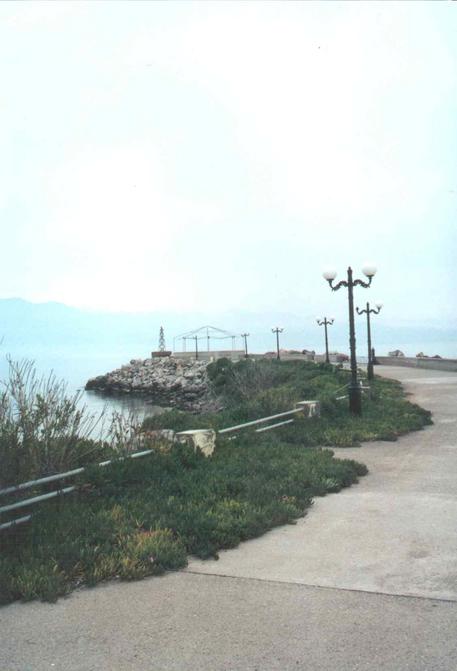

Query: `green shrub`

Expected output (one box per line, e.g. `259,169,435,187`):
0,358,110,486
145,362,431,449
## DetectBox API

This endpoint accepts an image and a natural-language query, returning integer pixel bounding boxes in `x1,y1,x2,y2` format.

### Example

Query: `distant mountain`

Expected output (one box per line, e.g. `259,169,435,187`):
0,298,308,349
0,298,455,358
0,298,172,350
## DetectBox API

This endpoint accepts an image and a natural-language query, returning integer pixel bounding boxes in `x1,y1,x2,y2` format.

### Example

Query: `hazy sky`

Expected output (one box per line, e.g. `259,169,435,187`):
1,1,456,327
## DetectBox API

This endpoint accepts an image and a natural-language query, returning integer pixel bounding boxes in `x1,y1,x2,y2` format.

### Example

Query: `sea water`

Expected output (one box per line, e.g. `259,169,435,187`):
0,342,164,429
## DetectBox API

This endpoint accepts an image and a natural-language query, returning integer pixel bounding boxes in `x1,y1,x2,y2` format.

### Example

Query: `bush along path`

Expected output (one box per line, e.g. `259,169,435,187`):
143,358,432,446
0,360,432,605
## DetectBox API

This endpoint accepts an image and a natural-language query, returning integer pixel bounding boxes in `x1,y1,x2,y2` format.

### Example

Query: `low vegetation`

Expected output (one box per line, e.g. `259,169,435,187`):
143,358,432,446
0,358,432,605
1,438,367,605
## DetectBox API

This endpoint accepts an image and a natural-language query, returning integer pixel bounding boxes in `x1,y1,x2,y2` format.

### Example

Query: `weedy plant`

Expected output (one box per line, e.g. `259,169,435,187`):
107,409,144,457
0,358,109,487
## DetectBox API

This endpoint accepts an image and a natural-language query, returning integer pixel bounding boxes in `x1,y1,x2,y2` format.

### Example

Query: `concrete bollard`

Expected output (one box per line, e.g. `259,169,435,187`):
295,400,320,418
176,429,216,457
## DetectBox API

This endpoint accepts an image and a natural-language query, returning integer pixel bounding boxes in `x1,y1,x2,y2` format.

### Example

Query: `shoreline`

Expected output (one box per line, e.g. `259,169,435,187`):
85,356,216,413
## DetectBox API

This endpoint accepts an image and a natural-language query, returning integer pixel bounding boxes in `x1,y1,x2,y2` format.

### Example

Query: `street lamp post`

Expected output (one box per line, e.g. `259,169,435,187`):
356,302,383,381
271,327,283,360
323,265,377,415
316,317,334,364
241,333,250,358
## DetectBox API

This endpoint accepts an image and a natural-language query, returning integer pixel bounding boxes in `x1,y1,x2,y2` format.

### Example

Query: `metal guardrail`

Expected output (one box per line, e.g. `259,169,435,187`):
0,449,155,531
0,400,321,532
255,419,295,433
219,408,303,434
0,449,154,498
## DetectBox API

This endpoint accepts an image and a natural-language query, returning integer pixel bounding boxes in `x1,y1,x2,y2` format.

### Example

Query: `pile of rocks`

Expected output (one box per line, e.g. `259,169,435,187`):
85,357,214,412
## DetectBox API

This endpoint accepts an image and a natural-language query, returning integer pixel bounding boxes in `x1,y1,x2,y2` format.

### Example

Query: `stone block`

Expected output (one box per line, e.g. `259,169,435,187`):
176,429,216,457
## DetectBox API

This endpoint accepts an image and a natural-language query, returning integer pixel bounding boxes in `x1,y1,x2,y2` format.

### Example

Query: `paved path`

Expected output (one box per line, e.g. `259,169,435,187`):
2,366,457,670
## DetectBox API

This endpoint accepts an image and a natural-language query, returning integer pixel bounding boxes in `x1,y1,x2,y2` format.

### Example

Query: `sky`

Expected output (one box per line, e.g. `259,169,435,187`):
0,1,456,329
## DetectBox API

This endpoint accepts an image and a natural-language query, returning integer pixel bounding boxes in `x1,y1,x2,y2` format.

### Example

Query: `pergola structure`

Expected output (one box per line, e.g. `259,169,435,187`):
173,325,238,353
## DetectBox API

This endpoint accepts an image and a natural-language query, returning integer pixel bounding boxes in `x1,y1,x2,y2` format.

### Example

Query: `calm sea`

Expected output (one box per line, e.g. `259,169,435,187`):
0,343,164,428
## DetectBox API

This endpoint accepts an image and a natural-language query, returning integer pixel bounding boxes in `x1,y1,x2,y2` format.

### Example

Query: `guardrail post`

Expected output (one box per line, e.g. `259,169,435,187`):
176,429,216,457
294,400,320,418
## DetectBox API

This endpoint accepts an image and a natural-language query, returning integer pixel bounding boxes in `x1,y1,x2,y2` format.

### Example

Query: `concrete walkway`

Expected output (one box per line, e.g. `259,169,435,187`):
2,366,457,670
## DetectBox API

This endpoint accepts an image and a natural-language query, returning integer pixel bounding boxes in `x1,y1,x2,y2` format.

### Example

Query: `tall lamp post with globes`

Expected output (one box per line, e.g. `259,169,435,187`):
322,265,377,415
356,302,383,381
316,317,334,364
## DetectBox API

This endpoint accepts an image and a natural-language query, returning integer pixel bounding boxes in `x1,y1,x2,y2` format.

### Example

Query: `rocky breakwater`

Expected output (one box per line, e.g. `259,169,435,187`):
85,357,213,412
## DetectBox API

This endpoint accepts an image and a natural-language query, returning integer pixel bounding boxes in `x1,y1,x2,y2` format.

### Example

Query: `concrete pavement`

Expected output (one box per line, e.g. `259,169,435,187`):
1,365,457,670
2,571,456,671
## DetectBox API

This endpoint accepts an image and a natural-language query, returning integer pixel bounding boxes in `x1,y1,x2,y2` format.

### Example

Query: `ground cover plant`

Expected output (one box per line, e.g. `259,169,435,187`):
0,438,367,605
143,358,432,446
0,358,432,605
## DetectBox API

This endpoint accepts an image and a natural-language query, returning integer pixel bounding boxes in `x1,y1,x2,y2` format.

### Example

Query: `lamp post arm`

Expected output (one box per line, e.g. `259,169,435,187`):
369,307,382,315
353,277,373,289
327,279,348,291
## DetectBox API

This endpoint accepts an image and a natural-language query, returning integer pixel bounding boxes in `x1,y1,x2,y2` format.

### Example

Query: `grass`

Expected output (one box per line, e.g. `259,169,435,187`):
0,358,432,605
